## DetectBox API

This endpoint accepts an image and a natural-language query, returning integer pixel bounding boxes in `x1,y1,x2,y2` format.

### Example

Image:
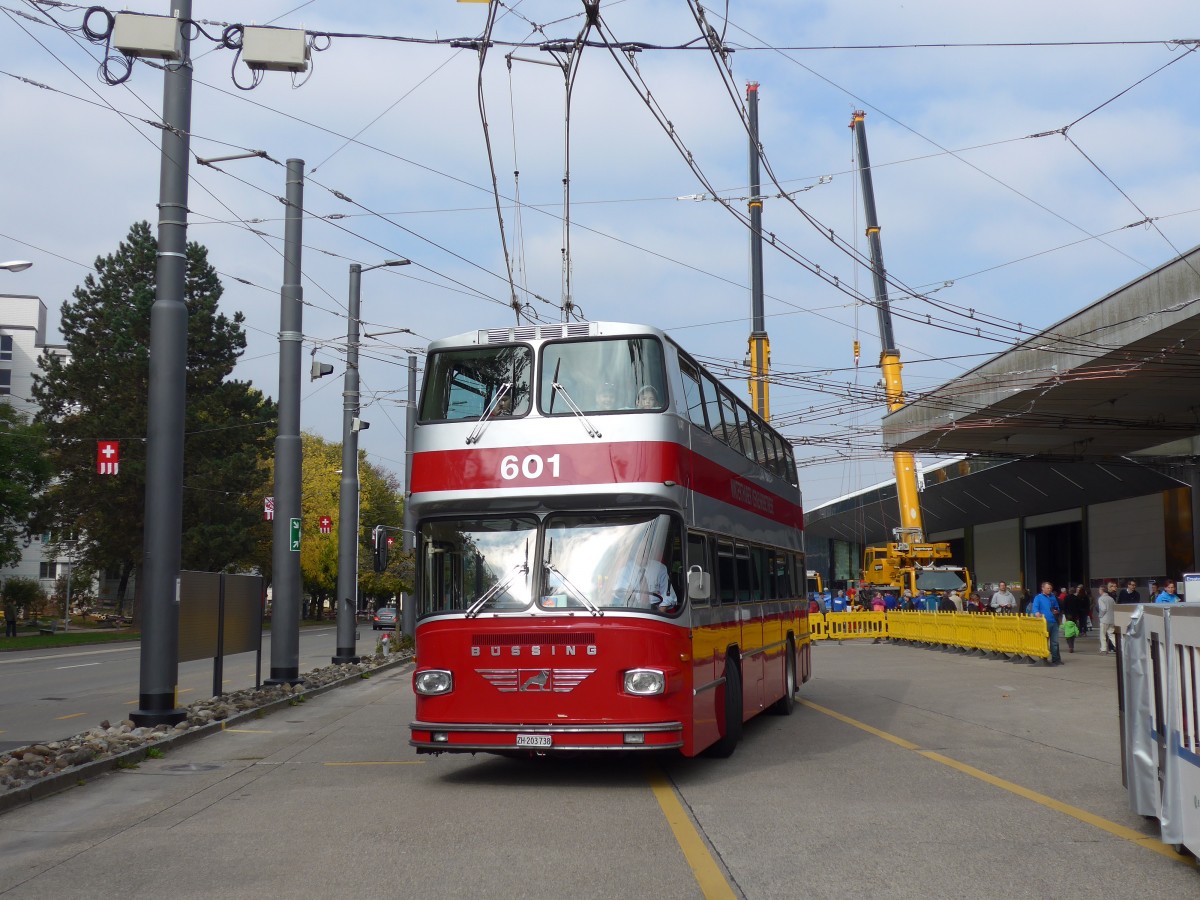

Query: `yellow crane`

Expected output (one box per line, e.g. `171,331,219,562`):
849,111,971,600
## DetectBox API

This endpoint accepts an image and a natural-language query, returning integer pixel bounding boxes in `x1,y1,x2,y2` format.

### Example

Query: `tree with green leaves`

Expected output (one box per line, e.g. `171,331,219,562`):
31,221,278,613
0,404,52,568
296,433,407,619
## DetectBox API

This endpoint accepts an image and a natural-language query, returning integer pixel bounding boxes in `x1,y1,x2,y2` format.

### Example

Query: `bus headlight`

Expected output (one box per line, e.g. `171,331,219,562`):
414,670,454,695
623,669,665,696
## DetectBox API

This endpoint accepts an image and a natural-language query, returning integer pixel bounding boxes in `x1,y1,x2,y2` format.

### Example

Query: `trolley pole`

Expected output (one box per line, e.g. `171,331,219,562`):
333,260,409,663
746,82,770,421
267,159,306,686
333,264,364,665
131,0,192,727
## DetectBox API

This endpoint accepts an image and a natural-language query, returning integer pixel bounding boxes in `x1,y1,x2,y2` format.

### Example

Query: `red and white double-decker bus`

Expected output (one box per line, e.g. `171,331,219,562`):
407,322,810,757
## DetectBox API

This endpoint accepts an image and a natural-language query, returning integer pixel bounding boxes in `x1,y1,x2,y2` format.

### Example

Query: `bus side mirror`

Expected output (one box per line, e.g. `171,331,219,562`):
372,526,389,573
687,565,711,601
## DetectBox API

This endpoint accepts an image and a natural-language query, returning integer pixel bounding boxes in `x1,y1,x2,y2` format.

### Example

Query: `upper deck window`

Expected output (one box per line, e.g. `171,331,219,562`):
539,337,666,415
420,344,532,421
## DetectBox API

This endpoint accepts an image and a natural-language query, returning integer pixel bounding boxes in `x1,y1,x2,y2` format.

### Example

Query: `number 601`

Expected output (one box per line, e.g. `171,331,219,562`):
500,453,561,480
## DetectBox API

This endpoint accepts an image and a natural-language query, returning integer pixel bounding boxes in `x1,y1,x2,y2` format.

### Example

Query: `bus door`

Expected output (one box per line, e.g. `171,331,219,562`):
736,543,765,711
759,547,784,694
687,532,719,750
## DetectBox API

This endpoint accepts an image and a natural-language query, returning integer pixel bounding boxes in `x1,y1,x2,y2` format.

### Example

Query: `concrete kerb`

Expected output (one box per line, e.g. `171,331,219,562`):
0,651,414,817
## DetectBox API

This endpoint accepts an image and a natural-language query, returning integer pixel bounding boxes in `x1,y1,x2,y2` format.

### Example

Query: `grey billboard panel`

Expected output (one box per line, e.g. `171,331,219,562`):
178,570,221,663
221,574,263,656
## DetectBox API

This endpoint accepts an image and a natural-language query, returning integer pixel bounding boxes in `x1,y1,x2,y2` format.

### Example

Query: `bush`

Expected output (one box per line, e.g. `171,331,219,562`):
2,576,48,620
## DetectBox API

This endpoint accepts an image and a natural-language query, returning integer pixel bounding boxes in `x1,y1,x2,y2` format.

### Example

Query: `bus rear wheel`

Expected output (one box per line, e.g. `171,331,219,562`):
705,657,742,758
769,638,796,715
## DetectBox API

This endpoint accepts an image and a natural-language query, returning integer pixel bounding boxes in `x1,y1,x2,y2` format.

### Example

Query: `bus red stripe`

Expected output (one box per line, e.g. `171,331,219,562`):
412,442,803,529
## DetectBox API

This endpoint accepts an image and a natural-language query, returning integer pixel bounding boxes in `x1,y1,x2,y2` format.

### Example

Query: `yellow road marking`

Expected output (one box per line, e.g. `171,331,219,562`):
798,699,1192,865
178,688,193,695
647,767,736,899
322,761,425,766
55,712,87,721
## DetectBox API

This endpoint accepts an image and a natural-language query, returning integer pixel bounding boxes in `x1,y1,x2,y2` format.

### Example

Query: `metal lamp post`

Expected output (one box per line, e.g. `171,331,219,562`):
333,258,410,664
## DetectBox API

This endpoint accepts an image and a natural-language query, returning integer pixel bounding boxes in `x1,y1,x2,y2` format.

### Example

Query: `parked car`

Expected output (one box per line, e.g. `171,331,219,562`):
373,606,398,630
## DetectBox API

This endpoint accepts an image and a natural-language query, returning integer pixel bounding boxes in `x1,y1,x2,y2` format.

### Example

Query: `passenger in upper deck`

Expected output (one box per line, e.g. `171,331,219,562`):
635,385,660,409
595,382,620,410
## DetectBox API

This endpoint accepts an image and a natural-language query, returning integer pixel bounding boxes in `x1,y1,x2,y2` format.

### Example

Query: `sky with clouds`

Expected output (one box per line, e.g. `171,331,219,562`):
2,0,1196,509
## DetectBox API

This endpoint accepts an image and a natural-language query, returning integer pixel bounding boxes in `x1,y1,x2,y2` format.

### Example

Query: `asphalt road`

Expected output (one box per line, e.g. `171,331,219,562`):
0,626,390,751
0,636,1195,897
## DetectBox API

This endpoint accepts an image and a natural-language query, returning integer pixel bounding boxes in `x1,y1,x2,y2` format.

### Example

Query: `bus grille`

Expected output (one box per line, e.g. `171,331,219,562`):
472,632,596,646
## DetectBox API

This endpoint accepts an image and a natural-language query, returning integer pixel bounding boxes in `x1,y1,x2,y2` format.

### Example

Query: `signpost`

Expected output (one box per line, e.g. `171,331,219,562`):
289,517,301,552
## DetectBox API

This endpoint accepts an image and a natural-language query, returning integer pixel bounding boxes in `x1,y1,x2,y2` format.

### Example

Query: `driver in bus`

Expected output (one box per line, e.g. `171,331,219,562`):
611,554,678,612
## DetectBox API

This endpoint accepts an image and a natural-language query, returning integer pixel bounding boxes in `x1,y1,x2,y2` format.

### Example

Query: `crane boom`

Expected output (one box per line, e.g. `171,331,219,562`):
850,110,924,541
850,111,971,600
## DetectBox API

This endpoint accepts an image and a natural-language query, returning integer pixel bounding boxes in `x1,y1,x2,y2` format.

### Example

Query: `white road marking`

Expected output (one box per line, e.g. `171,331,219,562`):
56,662,102,670
0,646,140,666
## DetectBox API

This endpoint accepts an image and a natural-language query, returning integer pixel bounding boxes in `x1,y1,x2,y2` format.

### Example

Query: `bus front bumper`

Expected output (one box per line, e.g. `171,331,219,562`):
409,720,684,754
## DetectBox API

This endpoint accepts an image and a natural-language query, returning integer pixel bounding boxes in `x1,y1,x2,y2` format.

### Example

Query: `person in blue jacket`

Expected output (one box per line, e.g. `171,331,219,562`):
1153,580,1179,603
1028,581,1062,666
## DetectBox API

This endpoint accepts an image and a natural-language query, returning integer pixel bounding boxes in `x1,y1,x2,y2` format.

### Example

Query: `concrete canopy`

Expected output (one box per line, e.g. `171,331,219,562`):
882,246,1200,459
805,456,1182,546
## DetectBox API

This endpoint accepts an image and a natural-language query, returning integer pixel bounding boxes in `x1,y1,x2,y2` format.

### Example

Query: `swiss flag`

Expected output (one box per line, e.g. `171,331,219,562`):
97,441,119,475
319,515,333,534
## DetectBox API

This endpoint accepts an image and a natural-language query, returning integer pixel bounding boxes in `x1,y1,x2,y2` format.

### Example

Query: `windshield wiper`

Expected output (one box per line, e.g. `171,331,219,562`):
543,536,603,616
465,540,530,618
465,562,528,617
465,381,511,445
551,382,601,438
544,562,604,616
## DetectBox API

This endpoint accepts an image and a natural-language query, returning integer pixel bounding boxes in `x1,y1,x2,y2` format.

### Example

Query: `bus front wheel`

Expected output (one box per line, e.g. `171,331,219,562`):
705,657,742,758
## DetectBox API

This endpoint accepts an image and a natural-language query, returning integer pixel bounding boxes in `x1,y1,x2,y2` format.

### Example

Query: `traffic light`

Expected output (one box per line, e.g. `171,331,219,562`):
372,525,388,572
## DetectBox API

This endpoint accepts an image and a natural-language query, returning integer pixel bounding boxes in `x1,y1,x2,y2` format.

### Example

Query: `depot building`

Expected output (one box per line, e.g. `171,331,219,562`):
803,245,1200,599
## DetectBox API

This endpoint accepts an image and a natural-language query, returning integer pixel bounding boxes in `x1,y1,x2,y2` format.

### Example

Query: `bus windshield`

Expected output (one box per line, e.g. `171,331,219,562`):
419,517,537,615
541,513,683,616
420,344,532,421
539,337,667,414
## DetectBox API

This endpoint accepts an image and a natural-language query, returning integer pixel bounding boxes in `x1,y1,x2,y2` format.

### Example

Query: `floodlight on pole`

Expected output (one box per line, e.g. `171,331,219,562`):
332,257,410,664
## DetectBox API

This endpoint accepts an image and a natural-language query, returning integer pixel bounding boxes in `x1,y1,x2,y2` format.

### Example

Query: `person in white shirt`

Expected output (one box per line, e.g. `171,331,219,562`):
611,556,677,611
989,581,1017,614
1097,581,1117,653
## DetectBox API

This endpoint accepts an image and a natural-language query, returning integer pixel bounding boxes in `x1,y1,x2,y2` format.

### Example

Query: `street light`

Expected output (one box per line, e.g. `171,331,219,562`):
333,258,410,664
0,261,33,272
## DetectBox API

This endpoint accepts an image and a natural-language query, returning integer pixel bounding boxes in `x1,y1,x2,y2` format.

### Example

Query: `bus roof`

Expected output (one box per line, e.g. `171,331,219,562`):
425,321,667,353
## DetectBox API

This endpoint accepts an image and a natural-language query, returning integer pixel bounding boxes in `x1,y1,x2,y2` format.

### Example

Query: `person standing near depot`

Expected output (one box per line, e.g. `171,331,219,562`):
1154,580,1179,603
1028,581,1062,666
990,581,1017,614
1096,581,1117,654
1117,580,1140,604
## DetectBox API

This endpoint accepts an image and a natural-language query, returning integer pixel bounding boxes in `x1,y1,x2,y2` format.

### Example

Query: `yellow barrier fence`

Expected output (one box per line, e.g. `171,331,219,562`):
810,612,1050,660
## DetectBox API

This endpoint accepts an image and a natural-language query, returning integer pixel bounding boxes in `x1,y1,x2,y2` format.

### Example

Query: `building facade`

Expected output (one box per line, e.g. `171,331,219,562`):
1,293,72,595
